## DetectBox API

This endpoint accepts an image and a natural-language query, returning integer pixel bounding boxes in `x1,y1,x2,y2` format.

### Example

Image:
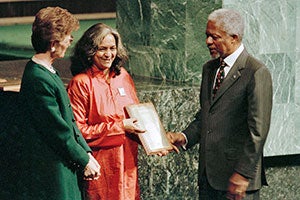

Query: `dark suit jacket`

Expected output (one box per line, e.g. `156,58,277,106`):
12,60,91,200
184,49,272,191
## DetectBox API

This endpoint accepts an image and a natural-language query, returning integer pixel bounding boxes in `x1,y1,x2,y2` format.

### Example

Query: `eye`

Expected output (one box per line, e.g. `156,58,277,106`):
209,34,218,40
206,33,220,40
98,47,107,52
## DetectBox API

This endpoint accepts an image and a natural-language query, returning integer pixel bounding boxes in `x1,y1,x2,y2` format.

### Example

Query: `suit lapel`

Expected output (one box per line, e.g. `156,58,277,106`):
211,50,248,104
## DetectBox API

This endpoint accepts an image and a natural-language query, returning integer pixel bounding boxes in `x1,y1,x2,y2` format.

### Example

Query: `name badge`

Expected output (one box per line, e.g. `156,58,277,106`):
118,88,126,96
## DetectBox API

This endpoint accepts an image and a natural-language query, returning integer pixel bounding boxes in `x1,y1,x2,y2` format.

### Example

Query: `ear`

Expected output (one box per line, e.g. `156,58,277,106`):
231,34,240,42
50,41,57,52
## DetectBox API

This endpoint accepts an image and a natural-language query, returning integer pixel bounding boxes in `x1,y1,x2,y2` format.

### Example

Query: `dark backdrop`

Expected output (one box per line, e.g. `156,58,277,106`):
0,0,116,18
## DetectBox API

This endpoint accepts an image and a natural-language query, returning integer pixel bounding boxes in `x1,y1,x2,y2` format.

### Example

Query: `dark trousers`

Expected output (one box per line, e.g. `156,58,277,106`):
199,173,260,200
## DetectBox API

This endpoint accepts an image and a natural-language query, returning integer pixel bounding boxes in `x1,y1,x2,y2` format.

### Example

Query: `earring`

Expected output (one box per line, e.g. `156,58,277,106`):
51,47,55,52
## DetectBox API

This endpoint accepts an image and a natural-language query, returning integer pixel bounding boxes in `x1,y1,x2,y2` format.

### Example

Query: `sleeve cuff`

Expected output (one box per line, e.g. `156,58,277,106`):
180,132,188,150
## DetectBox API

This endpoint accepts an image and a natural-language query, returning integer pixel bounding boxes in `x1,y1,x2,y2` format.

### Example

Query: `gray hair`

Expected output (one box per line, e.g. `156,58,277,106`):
208,8,245,40
70,23,128,76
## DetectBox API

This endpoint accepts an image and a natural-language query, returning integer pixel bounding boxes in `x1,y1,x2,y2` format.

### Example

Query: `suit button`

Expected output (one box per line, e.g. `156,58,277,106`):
68,104,71,107
72,119,75,122
207,130,211,134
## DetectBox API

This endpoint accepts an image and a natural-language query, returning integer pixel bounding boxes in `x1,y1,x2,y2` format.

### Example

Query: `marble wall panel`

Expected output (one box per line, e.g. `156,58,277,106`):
150,0,186,50
185,0,222,84
127,46,186,81
259,53,294,104
225,0,297,54
295,50,300,104
224,0,299,156
115,0,300,198
265,103,298,156
134,82,300,199
117,0,222,83
136,85,200,200
297,1,300,53
117,0,151,46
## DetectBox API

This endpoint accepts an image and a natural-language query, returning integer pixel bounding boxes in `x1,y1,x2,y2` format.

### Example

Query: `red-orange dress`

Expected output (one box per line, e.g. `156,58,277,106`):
67,66,140,200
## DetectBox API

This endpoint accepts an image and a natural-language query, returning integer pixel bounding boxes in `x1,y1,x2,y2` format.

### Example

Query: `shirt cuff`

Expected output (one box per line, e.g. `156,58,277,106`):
180,132,188,150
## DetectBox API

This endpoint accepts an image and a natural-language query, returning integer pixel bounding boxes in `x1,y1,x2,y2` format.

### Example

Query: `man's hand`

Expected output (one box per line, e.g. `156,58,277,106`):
166,132,187,153
123,118,146,134
155,132,187,156
155,149,170,157
226,172,250,200
83,153,101,180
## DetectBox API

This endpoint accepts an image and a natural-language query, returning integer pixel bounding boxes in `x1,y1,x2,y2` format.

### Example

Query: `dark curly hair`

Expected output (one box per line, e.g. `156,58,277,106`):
70,23,128,76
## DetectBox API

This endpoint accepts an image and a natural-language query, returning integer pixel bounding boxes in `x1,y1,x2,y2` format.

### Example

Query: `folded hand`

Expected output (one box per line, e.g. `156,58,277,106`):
226,172,249,200
83,153,101,180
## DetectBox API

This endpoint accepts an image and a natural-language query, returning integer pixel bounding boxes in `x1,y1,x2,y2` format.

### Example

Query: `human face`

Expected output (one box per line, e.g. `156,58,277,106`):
205,20,236,58
93,34,117,71
53,34,73,58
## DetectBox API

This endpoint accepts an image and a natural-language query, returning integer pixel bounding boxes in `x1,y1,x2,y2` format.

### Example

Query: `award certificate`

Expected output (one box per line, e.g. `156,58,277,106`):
125,102,173,155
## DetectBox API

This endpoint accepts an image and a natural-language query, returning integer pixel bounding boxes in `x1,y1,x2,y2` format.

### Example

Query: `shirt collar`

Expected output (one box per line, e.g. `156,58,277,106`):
89,65,116,79
223,43,244,67
32,56,56,74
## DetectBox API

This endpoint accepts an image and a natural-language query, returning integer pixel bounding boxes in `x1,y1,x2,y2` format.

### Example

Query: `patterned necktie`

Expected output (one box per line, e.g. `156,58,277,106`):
213,59,226,98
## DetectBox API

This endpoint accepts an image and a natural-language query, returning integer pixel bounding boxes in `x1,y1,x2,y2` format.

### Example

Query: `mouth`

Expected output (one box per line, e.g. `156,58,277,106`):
208,46,216,52
209,48,217,53
102,59,112,63
207,47,219,58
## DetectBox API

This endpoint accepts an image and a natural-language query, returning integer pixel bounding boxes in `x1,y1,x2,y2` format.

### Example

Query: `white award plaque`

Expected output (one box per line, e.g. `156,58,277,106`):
125,102,173,155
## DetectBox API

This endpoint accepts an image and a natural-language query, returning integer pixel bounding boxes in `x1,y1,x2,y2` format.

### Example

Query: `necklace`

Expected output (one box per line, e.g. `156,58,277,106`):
32,56,56,74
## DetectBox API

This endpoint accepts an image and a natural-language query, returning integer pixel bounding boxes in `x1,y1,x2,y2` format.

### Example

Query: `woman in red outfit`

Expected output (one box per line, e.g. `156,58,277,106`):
67,23,144,200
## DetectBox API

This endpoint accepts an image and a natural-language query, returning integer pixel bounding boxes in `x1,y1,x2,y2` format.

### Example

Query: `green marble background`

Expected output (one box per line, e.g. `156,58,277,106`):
117,0,219,84
116,0,300,199
224,0,299,157
1,0,299,198
135,80,200,199
117,0,300,157
134,80,300,199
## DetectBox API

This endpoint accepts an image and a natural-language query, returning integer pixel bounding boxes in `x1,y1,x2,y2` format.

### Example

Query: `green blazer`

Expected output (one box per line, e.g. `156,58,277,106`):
184,49,272,191
16,60,91,200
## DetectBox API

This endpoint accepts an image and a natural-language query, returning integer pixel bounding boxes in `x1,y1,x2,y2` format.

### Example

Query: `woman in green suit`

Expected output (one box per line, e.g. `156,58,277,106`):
15,7,100,200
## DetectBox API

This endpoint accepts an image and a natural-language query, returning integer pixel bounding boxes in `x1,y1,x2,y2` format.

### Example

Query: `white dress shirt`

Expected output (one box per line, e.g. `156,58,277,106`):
213,44,244,87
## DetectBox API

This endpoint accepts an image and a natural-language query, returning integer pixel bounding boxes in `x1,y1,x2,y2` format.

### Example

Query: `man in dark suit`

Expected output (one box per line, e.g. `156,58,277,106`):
167,8,272,200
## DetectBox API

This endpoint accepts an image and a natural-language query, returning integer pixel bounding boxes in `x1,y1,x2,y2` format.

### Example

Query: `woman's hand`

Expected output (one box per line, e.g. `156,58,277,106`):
83,153,101,180
123,118,145,134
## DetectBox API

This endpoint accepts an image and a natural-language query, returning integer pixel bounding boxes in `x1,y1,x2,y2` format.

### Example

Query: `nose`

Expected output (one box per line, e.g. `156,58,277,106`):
206,36,213,45
67,42,72,47
103,50,112,57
